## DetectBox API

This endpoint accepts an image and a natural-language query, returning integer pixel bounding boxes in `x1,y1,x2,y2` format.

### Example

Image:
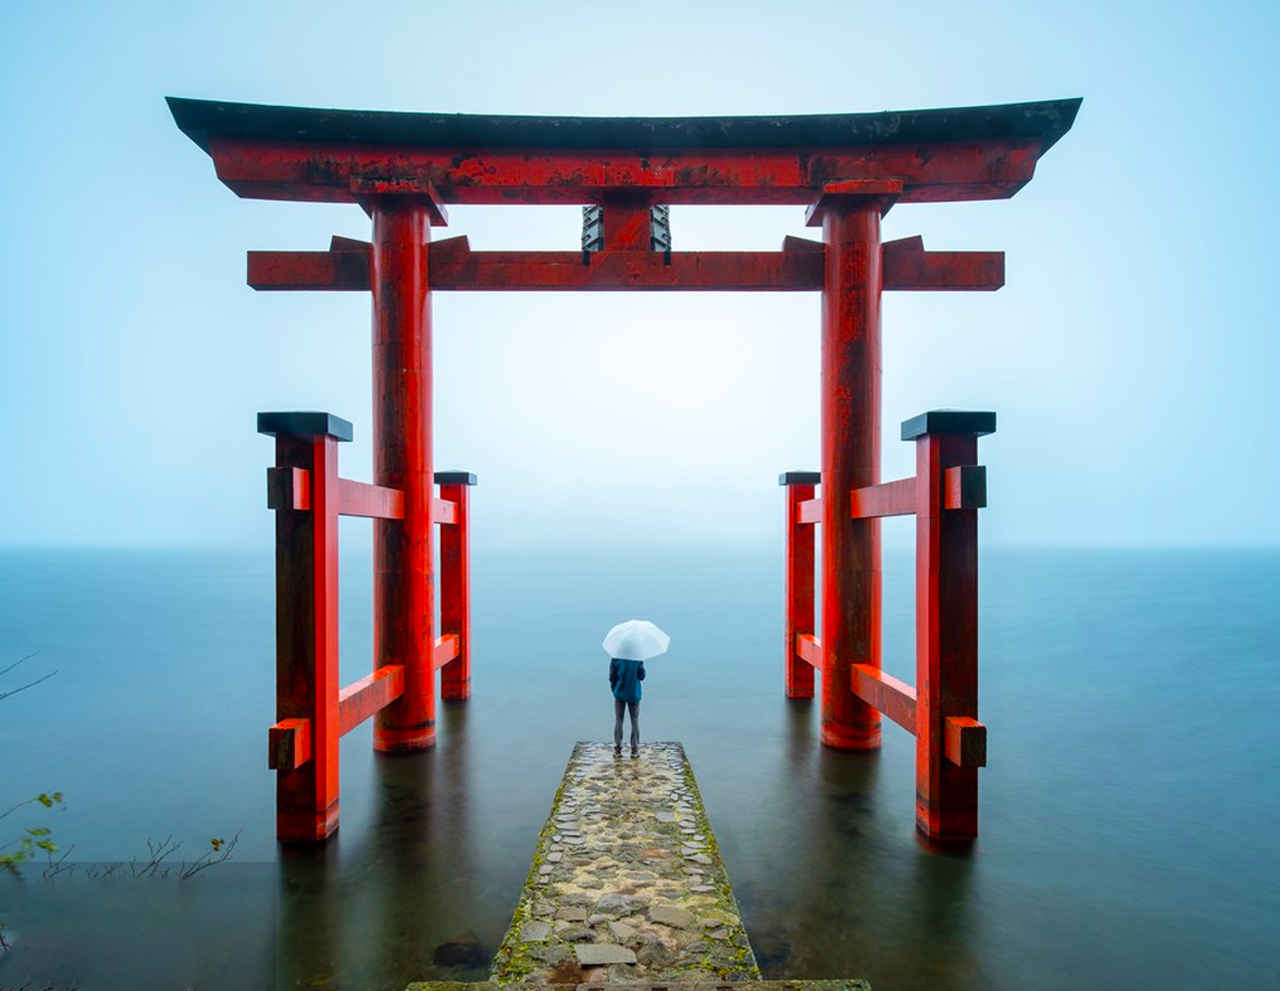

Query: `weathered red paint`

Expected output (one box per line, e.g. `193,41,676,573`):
601,193,653,249
439,481,473,700
806,179,903,227
819,190,891,751
783,479,816,698
370,203,437,753
882,236,1004,292
336,665,404,737
851,663,917,735
269,429,341,842
247,239,1002,293
914,426,984,843
206,135,1043,206
795,634,823,670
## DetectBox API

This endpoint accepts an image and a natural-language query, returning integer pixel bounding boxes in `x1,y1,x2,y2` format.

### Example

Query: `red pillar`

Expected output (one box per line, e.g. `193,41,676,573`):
370,203,437,752
259,411,351,843
438,471,476,700
814,186,896,750
907,409,994,843
780,471,819,698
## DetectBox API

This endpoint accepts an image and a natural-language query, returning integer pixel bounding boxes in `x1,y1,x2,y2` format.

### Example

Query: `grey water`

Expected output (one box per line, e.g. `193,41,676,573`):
0,544,1277,991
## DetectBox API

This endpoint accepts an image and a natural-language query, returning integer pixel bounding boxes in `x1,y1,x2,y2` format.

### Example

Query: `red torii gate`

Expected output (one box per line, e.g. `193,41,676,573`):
169,95,1078,845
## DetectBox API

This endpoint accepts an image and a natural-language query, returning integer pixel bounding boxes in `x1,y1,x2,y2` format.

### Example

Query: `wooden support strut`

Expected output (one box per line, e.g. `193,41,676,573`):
779,409,994,843
258,411,349,843
258,412,475,844
796,634,823,669
849,476,916,519
338,665,405,736
780,472,819,698
906,409,995,843
437,471,476,700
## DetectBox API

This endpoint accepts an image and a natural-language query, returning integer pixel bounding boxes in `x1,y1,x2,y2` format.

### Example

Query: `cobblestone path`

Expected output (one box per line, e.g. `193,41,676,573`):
489,742,761,984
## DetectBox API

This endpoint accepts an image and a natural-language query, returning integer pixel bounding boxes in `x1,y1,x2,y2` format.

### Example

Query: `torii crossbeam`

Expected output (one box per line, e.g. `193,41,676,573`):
169,95,1079,844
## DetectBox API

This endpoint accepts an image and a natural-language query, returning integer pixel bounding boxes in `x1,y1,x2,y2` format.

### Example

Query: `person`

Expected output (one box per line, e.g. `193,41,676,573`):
609,655,645,758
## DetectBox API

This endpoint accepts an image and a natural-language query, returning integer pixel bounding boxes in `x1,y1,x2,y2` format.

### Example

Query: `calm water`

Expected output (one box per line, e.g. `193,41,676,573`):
0,545,1277,991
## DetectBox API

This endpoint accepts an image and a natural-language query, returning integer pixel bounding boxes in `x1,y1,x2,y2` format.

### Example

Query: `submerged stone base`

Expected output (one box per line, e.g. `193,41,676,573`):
491,742,759,984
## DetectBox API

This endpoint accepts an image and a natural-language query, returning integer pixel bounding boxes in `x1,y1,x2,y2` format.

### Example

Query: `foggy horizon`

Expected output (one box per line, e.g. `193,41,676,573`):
3,2,1277,552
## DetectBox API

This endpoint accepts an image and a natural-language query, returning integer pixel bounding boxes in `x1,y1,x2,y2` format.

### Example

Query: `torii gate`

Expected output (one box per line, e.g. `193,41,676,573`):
169,95,1079,846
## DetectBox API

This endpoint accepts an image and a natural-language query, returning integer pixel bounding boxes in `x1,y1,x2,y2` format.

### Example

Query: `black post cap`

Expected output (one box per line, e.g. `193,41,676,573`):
779,471,821,486
901,410,996,441
435,470,477,485
257,411,354,442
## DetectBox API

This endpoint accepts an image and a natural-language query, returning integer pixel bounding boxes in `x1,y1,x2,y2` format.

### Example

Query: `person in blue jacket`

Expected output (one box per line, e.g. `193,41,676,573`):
609,656,646,758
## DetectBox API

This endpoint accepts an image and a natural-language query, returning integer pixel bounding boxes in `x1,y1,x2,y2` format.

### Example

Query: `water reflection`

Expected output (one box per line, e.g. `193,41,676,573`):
903,838,977,989
276,841,342,989
276,702,488,990
3,548,1275,990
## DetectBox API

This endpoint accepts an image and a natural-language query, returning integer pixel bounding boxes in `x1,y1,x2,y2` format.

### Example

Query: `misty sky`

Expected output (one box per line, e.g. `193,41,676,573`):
1,1,1277,549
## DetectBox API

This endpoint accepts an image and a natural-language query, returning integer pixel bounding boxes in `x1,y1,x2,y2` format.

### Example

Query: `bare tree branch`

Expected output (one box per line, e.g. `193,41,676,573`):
0,651,39,679
0,669,57,702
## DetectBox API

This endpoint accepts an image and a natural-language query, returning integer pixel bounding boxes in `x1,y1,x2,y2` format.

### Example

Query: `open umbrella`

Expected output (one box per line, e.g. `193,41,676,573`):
602,619,671,661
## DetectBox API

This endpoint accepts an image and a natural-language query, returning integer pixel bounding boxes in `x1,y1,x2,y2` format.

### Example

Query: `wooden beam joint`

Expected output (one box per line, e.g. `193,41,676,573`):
882,235,1004,292
268,717,312,770
350,175,449,226
795,633,822,669
944,716,987,767
944,465,987,509
851,663,918,735
849,476,916,519
337,664,406,737
796,497,822,525
338,478,404,520
267,466,310,511
432,498,459,525
433,634,460,670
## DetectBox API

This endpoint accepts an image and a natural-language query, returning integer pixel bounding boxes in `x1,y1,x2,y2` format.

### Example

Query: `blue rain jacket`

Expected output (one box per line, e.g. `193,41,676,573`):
609,658,646,703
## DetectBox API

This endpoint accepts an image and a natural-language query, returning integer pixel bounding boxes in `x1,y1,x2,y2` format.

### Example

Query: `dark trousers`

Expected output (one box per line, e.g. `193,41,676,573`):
614,700,639,753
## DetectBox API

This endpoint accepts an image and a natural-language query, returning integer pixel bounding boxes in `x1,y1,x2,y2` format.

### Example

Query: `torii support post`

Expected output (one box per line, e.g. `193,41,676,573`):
907,410,994,844
369,191,446,752
810,181,901,750
780,471,820,698
259,411,350,843
790,410,993,842
437,471,477,700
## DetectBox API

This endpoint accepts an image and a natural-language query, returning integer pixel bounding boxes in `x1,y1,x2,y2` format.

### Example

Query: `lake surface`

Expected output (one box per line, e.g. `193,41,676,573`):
1,545,1277,990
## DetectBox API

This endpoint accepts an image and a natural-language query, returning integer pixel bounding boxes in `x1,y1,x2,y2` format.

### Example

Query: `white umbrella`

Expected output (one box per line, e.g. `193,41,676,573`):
602,620,671,661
